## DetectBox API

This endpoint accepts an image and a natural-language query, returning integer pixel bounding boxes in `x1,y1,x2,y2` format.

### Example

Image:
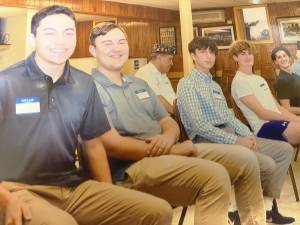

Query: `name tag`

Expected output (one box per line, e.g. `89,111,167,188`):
213,90,222,99
16,97,40,115
135,89,150,99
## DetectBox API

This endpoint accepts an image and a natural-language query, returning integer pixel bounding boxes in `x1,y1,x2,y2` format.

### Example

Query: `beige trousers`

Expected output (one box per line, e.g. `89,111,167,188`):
120,144,266,225
0,180,173,225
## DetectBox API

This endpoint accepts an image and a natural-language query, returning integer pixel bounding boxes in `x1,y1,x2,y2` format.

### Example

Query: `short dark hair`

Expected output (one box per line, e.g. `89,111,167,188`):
89,22,126,46
188,37,218,55
271,46,291,61
31,5,76,35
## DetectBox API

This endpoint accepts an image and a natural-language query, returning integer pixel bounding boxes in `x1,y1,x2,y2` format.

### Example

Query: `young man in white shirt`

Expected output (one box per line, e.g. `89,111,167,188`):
135,44,176,114
231,40,300,145
230,40,298,225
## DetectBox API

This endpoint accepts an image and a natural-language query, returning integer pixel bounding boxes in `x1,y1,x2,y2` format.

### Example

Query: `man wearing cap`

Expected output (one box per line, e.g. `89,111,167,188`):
135,44,176,114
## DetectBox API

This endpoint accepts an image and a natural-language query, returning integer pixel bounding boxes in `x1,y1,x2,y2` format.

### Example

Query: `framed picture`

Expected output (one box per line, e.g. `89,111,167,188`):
201,26,235,49
159,27,176,52
277,17,300,44
193,26,199,37
234,5,273,43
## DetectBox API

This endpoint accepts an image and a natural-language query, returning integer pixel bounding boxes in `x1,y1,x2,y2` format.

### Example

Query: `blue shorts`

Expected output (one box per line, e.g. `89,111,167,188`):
257,120,289,142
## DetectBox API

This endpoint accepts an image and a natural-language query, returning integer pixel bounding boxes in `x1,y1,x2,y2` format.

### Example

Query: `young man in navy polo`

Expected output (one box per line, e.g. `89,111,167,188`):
0,5,173,225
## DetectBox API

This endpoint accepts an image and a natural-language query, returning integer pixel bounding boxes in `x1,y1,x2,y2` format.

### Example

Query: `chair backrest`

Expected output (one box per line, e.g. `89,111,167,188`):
173,99,189,142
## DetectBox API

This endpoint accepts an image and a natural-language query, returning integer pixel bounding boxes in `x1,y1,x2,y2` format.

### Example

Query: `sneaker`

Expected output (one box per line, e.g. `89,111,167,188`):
228,211,241,225
266,208,295,225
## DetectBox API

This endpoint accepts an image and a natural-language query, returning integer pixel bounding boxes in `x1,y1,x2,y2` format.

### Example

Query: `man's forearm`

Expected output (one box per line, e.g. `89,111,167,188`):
100,129,150,160
159,117,180,143
0,184,11,208
84,138,112,183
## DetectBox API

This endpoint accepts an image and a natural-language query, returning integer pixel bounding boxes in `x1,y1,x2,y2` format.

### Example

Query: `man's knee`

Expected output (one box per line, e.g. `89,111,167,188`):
198,162,231,196
25,211,78,225
139,198,173,225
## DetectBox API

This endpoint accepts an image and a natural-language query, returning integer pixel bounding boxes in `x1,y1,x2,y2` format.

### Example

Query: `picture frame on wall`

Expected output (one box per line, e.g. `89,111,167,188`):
233,5,273,43
277,17,300,44
201,25,235,49
159,26,176,52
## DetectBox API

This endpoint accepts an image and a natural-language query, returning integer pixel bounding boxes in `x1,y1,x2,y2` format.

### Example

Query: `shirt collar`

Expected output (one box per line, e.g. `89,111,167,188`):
236,70,253,77
191,68,213,83
279,69,294,76
92,69,133,87
148,61,168,77
25,52,73,85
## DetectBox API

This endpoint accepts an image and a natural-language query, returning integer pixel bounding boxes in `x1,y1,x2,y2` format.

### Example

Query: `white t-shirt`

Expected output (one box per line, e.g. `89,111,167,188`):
231,70,280,134
135,62,176,105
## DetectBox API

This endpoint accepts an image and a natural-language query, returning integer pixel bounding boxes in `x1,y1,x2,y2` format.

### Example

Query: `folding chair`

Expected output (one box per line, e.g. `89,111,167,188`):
231,98,299,202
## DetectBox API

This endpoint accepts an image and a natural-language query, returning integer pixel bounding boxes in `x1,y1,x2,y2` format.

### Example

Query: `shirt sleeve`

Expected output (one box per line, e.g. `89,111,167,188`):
80,81,111,141
232,76,253,99
136,69,161,95
178,82,238,144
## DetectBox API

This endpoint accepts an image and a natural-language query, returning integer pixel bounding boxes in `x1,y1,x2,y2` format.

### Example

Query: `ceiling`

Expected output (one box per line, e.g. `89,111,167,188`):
104,0,299,10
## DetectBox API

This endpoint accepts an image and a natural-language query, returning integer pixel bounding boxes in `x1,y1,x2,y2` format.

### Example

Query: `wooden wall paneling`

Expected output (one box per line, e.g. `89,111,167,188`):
0,0,179,22
118,17,182,73
72,20,93,58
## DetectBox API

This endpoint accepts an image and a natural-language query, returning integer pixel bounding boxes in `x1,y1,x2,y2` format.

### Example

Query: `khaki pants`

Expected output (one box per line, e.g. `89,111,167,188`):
255,137,294,198
121,145,266,225
0,180,172,225
121,155,232,225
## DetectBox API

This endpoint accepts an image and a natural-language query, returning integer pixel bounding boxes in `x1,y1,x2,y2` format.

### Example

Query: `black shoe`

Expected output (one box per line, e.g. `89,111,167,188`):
228,211,241,225
266,208,295,224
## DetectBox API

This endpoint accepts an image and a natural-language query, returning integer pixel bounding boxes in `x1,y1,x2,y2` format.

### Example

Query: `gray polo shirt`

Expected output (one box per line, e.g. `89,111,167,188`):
0,53,110,186
92,70,168,181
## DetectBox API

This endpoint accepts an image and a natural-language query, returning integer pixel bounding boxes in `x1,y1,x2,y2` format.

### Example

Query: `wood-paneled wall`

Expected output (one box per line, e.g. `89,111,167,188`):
0,0,182,73
118,18,182,72
0,0,179,22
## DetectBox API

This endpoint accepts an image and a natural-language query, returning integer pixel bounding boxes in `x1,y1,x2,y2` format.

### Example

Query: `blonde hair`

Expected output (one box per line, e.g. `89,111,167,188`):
229,40,256,56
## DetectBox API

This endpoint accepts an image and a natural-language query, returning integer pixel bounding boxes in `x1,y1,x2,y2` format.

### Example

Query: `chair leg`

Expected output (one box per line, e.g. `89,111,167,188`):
289,165,299,202
294,144,299,162
178,206,188,225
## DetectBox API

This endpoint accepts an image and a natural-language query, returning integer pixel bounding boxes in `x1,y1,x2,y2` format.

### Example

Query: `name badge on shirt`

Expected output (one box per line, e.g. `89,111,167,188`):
213,90,222,99
135,88,150,99
15,97,40,115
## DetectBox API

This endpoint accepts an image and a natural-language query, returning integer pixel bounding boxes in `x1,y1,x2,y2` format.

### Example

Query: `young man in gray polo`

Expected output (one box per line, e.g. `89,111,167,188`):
89,22,268,225
0,5,174,225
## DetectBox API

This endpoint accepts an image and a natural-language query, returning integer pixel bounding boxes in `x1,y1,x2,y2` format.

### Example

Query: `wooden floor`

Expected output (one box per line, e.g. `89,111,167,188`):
172,159,300,225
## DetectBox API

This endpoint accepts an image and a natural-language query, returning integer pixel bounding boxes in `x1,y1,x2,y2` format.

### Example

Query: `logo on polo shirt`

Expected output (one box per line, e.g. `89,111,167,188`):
15,97,40,115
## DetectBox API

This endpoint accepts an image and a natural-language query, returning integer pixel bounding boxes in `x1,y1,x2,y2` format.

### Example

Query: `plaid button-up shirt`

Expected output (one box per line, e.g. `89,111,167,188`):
177,68,252,144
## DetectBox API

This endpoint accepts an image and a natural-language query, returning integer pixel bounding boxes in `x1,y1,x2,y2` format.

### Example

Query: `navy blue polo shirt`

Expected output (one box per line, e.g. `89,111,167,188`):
0,53,110,186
